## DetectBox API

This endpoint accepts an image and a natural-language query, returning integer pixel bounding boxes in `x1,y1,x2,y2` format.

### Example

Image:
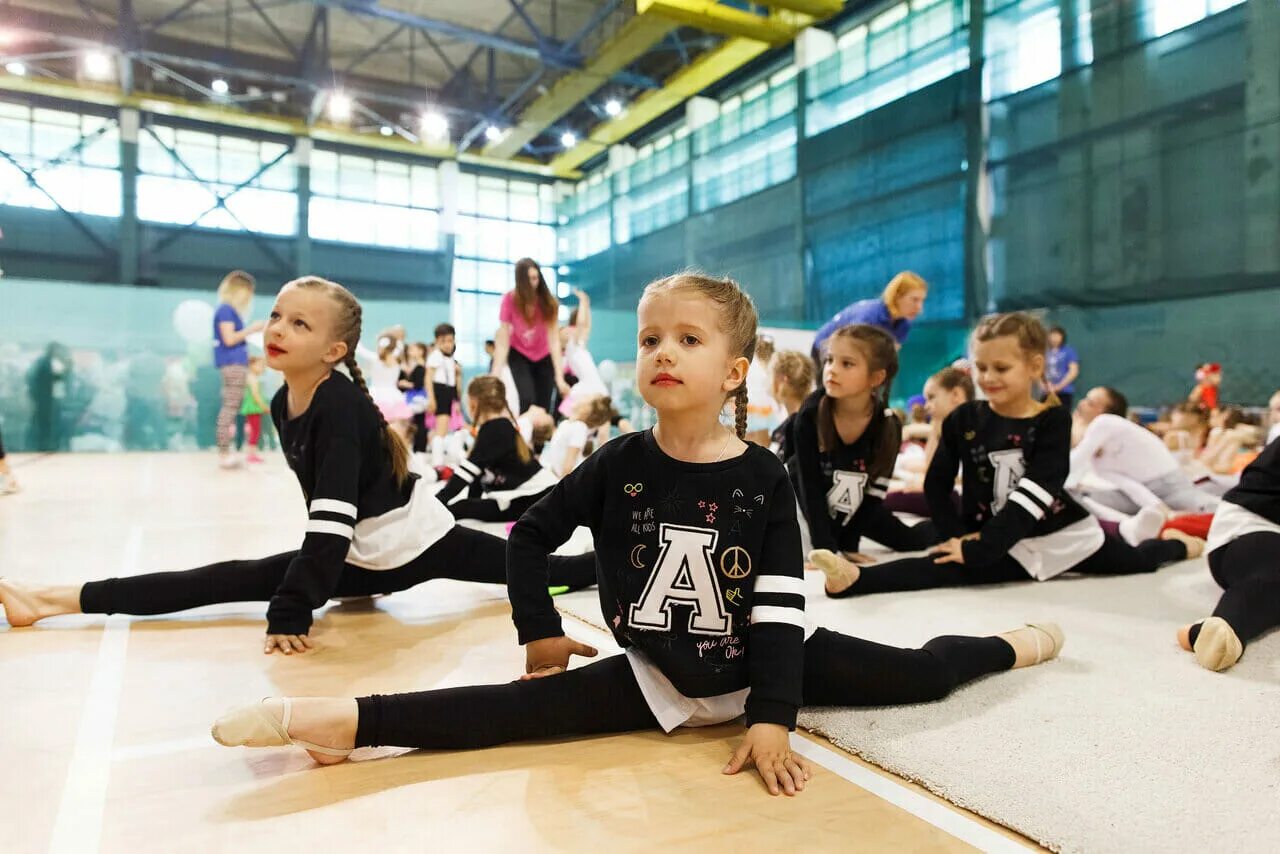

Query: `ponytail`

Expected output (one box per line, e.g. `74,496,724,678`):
345,353,410,486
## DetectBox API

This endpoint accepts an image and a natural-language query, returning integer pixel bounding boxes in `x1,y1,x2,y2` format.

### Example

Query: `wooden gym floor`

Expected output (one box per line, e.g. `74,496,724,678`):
0,452,1039,852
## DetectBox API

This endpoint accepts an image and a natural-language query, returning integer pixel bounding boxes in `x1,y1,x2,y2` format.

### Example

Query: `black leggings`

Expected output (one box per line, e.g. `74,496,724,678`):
832,534,1186,597
508,349,555,413
848,504,939,553
79,526,597,616
354,627,1015,750
1192,531,1280,647
448,488,554,523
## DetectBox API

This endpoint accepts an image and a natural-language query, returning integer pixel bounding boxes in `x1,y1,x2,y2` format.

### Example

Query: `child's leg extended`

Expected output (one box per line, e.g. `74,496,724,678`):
802,623,1060,707
213,654,659,758
2,552,298,626
822,552,1028,597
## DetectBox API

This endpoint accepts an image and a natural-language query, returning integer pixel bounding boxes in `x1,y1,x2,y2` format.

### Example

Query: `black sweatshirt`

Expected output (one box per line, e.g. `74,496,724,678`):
507,430,806,730
770,412,796,461
1222,435,1280,525
926,401,1088,566
268,371,418,635
790,390,898,553
436,418,545,504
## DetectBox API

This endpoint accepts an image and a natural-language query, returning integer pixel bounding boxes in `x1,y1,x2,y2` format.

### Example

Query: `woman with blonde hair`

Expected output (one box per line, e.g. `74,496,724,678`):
811,271,928,368
213,270,265,469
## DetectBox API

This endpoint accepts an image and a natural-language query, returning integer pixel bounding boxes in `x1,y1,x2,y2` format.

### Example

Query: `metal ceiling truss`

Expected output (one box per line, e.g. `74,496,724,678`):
0,120,120,261
139,124,296,274
1,0,846,170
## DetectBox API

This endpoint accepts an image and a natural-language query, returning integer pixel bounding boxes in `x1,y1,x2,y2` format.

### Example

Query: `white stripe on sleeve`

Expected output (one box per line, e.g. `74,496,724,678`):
750,606,806,629
1008,490,1046,519
309,498,357,519
305,520,355,539
1017,478,1054,506
754,576,805,596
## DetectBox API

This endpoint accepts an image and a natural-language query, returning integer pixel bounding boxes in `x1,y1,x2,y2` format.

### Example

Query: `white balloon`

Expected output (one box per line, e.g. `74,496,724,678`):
173,300,215,345
597,359,617,384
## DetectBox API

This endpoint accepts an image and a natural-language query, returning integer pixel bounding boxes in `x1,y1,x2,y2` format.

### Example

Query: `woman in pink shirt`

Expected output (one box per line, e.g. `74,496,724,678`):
491,258,570,412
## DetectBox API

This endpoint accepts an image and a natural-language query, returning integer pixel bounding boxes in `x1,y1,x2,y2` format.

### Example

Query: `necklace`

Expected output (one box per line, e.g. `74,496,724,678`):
712,429,734,462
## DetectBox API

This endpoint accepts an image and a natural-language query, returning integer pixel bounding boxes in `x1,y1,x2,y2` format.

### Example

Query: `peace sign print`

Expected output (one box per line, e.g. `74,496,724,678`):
719,546,751,580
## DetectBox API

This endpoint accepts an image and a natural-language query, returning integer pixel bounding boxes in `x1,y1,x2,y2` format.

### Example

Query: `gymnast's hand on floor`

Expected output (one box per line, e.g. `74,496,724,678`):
264,633,315,655
520,635,598,680
723,723,812,796
931,537,967,565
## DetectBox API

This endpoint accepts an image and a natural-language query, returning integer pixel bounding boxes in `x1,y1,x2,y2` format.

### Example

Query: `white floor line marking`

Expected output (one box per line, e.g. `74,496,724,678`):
560,611,1029,851
789,736,1032,853
48,525,140,854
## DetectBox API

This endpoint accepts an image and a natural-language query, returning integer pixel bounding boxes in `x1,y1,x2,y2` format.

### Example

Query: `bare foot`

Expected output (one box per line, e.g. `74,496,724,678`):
263,698,357,765
998,623,1065,668
0,579,68,627
1177,624,1194,652
1160,528,1206,559
809,550,859,595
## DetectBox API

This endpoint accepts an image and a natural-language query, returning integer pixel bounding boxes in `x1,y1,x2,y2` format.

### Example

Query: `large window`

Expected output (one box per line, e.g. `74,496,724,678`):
309,150,439,249
138,126,294,234
557,173,611,262
692,71,797,211
984,0,1062,99
1149,0,1245,39
0,103,121,217
806,0,968,136
615,129,690,243
450,174,558,367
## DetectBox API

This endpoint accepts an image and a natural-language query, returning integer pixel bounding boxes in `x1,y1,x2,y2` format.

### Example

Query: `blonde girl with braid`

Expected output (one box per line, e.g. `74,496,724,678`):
433,375,560,522
0,277,599,651
208,271,1065,796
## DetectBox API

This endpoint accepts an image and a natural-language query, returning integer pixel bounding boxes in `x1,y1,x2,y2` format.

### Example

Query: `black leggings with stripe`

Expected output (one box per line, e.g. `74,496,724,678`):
79,525,596,617
354,627,1016,750
830,535,1186,597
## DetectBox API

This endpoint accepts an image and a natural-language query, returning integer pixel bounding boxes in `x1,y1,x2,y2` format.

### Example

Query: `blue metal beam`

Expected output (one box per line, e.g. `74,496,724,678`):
507,0,546,45
311,1,580,69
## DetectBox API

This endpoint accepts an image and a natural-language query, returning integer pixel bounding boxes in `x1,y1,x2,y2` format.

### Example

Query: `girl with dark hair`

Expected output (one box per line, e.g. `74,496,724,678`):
793,324,939,575
491,258,570,413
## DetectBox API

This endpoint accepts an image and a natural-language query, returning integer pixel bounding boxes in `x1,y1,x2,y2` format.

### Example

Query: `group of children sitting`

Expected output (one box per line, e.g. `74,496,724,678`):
5,272,1277,793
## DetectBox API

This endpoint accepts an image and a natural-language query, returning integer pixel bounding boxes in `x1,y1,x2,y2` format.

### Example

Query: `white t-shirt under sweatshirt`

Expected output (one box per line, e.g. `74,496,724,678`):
1069,414,1180,485
540,419,590,477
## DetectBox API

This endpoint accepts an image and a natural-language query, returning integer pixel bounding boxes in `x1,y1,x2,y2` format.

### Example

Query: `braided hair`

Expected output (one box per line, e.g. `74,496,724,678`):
287,276,410,486
641,270,758,440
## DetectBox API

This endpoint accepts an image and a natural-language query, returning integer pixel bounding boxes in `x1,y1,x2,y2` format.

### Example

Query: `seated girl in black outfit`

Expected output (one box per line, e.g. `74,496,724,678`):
434,375,558,522
0,277,594,653
210,273,1066,797
815,313,1200,597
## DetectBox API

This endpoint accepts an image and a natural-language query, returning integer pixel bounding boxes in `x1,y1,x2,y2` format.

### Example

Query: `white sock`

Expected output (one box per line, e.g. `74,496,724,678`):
430,435,444,468
1118,506,1165,546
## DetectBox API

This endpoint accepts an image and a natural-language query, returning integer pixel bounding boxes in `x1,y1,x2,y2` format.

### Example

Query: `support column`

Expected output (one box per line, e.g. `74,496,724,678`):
1244,0,1280,275
795,26,835,322
294,136,312,277
1057,0,1093,299
963,0,989,319
683,96,717,268
118,106,139,285
438,160,460,300
1086,1,1159,294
